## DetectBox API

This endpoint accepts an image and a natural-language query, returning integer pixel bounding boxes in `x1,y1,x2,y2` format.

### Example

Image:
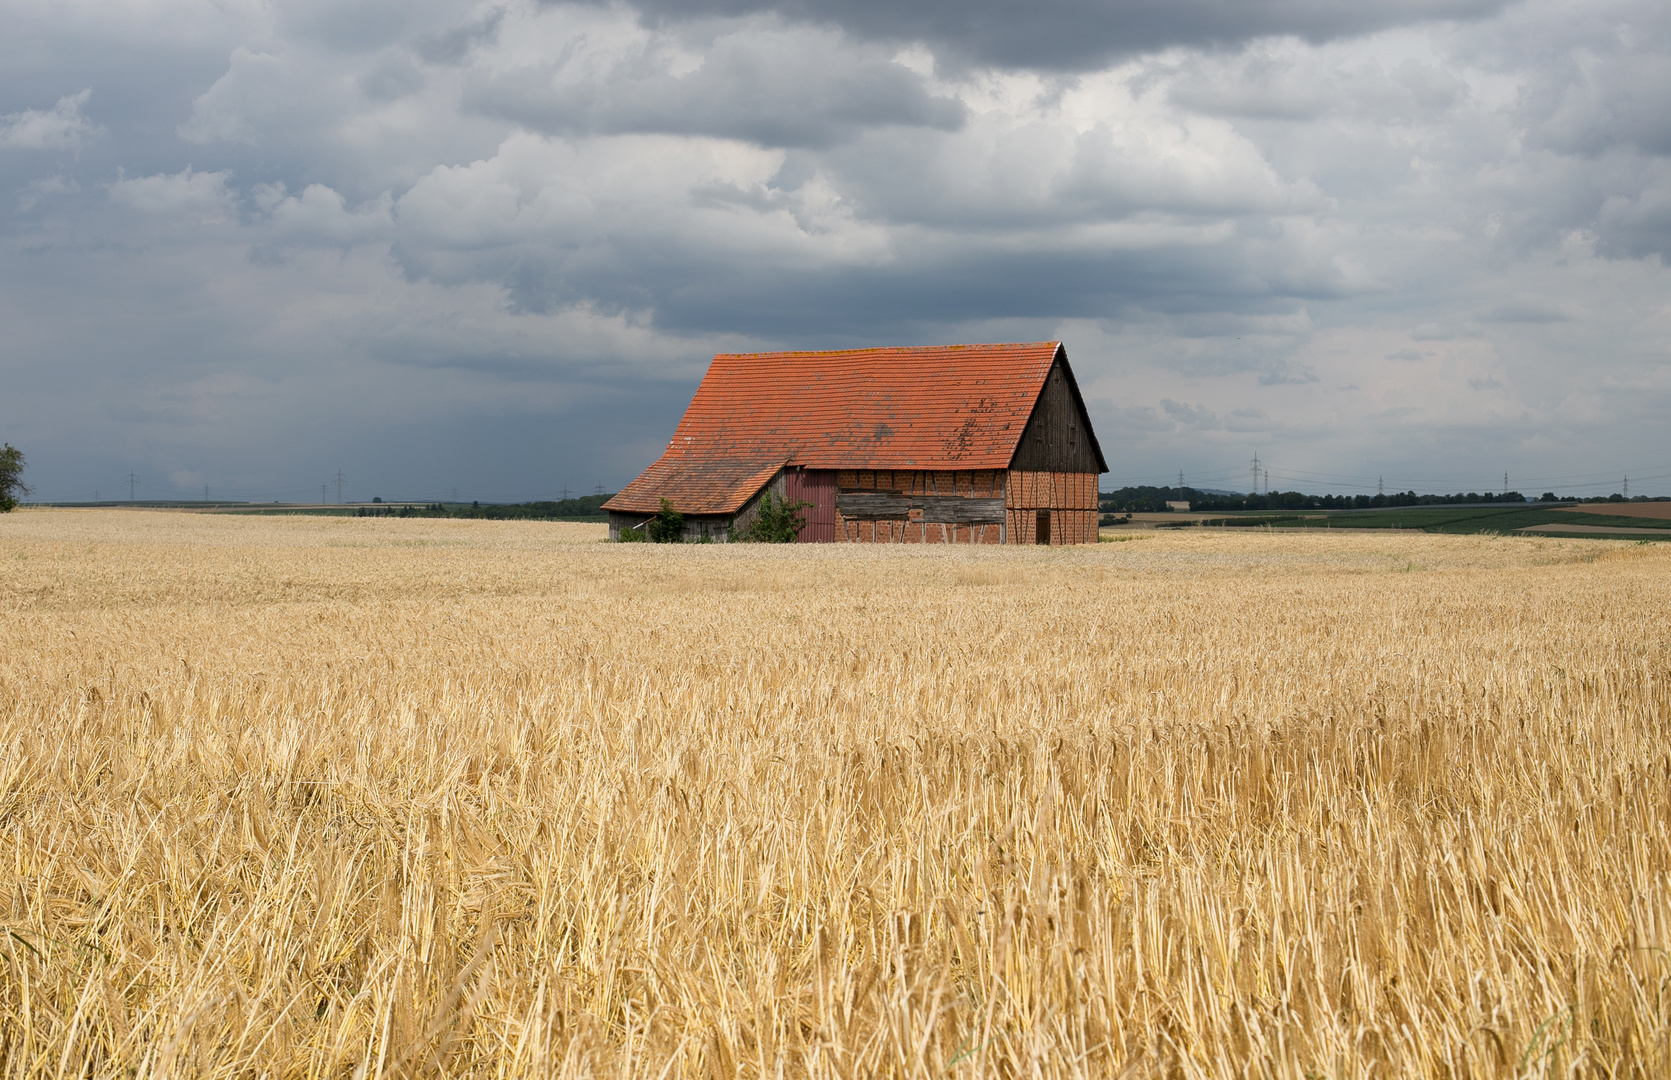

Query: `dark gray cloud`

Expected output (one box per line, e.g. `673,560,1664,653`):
418,9,508,64
604,0,1508,71
1596,185,1671,260
1478,297,1575,323
1508,3,1671,158
465,28,963,148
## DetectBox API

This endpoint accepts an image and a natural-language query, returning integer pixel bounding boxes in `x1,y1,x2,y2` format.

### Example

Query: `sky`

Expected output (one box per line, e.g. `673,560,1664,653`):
2,0,1668,503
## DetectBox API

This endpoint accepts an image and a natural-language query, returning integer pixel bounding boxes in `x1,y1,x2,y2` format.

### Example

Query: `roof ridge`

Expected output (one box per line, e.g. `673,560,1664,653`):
714,340,1060,360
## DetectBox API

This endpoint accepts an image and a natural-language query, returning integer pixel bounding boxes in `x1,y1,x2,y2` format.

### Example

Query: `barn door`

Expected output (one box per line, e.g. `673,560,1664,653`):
785,469,836,542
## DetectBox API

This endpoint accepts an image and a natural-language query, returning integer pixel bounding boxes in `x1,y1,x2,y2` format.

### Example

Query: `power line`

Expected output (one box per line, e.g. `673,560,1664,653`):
1106,464,1671,498
1276,464,1671,488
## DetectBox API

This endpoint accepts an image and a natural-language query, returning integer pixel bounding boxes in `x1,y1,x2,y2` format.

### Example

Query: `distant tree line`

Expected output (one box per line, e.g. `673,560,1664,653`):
1103,486,1671,513
356,494,613,520
1098,485,1556,512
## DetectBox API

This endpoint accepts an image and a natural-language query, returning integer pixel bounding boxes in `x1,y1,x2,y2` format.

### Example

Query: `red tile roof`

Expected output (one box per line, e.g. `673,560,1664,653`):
605,341,1070,516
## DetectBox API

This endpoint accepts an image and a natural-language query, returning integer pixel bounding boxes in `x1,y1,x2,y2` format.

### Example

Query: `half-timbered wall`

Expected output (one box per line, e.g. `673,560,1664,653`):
1005,469,1099,545
829,467,1098,544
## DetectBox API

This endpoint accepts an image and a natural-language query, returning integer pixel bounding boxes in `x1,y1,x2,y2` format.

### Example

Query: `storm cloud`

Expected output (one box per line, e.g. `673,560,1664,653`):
608,0,1511,71
1,0,1667,502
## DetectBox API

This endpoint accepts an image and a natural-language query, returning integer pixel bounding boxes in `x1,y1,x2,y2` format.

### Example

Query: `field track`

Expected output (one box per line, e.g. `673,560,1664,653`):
3,510,1669,1078
1518,523,1671,536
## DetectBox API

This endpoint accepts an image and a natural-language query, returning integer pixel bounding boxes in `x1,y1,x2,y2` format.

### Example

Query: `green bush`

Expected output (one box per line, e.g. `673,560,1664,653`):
0,443,30,512
616,498,684,542
737,491,809,543
648,498,685,543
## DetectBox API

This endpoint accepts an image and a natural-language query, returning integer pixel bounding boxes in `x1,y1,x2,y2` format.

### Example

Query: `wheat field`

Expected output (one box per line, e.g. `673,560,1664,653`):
2,509,1668,1078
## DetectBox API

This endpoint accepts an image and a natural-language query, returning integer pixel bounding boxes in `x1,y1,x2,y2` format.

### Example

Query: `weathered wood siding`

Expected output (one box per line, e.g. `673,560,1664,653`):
727,470,788,540
608,510,735,542
833,469,1008,543
1008,357,1102,474
1005,469,1099,545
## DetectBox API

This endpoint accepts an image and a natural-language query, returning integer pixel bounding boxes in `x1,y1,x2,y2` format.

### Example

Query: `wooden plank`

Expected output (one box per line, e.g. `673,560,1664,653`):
838,492,911,519
836,493,1006,524
919,496,1005,524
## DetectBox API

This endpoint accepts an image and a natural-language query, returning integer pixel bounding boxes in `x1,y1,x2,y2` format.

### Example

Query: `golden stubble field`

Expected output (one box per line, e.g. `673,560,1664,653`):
2,509,1668,1078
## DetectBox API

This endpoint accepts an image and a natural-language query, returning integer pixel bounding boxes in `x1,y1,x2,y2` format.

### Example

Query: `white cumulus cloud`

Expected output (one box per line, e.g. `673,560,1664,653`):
0,90,103,150
109,167,234,215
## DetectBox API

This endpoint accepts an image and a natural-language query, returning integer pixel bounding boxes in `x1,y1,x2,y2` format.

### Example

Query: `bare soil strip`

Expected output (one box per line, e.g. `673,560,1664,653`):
1562,501,1671,520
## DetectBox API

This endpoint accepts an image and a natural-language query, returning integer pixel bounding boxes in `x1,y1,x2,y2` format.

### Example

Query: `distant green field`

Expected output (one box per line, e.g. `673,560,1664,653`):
1198,505,1671,538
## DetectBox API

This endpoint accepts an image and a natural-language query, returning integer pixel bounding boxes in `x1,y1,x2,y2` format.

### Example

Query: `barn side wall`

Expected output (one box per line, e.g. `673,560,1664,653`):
608,509,737,542
1005,469,1099,545
833,469,1008,544
611,467,1096,544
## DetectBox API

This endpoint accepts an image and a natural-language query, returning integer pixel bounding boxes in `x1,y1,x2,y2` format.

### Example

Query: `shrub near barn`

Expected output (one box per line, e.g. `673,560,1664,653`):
737,492,808,542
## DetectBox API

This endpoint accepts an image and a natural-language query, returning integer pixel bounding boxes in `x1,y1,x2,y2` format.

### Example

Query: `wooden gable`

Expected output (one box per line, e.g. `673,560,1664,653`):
1007,350,1106,474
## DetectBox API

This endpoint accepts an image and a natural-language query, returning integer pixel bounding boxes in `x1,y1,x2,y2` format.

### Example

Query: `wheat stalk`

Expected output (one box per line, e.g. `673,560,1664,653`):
1,510,1667,1077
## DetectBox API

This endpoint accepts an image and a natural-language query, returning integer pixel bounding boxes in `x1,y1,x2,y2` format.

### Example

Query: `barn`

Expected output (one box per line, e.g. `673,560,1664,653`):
603,341,1106,544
